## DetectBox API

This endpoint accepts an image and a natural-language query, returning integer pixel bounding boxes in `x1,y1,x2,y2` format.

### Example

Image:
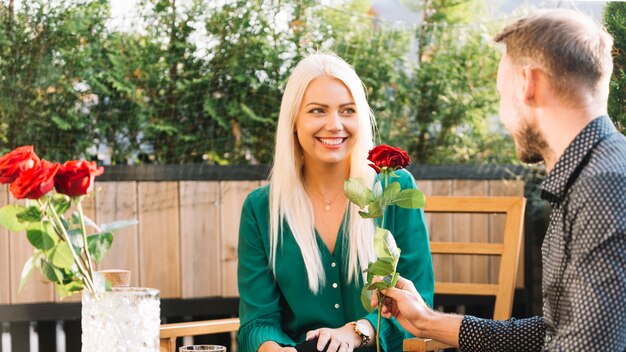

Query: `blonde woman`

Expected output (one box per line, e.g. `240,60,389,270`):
237,53,434,352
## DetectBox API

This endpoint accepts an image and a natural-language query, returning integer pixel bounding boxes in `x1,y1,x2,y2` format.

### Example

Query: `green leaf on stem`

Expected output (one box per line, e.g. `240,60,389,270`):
100,219,138,233
390,272,400,288
55,281,84,299
367,199,385,219
361,284,374,313
358,210,373,218
366,270,374,284
80,215,101,232
344,178,373,208
87,232,113,264
0,205,29,231
26,221,58,250
48,242,74,269
392,189,426,209
368,281,390,290
51,194,71,216
67,229,84,249
366,258,395,276
18,252,41,293
16,206,42,223
382,182,401,203
374,227,400,262
40,259,64,283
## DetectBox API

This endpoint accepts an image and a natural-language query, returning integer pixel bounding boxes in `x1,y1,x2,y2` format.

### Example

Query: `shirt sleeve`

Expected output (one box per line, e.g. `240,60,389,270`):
545,174,626,350
364,170,436,352
458,315,545,351
237,192,296,352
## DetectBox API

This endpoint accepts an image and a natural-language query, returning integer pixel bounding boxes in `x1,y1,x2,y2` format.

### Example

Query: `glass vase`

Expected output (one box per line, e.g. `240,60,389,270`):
81,287,160,352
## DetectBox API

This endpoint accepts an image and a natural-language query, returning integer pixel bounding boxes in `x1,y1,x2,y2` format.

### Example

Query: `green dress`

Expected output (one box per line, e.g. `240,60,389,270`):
237,169,434,352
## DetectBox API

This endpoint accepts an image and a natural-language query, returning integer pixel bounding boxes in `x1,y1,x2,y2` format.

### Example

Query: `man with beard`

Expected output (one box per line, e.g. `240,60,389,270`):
372,8,626,351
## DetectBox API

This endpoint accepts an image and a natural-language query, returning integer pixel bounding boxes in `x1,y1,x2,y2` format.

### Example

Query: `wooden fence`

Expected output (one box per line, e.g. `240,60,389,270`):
0,178,524,306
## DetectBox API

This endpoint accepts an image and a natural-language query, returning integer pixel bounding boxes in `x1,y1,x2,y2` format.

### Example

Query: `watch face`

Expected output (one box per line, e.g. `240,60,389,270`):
356,321,372,337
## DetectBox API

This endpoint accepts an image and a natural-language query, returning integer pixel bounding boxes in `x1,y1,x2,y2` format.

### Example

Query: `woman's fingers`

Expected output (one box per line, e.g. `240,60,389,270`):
338,340,352,352
326,337,341,352
306,329,320,341
317,329,332,351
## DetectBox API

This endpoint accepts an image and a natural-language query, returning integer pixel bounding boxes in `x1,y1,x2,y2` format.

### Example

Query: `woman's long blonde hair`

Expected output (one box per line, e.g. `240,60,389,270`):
269,53,377,294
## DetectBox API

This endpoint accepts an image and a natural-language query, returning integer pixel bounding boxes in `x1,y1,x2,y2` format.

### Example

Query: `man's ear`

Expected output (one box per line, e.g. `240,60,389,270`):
520,66,537,105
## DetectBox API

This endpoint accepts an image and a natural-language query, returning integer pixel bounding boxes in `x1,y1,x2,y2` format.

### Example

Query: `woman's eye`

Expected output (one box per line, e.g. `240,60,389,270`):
309,108,324,114
343,107,356,114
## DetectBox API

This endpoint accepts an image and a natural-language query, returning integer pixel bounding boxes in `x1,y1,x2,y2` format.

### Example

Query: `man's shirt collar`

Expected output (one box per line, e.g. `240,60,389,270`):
541,115,617,202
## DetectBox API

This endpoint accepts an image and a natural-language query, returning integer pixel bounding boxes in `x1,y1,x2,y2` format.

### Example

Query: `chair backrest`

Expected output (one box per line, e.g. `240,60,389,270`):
424,196,526,320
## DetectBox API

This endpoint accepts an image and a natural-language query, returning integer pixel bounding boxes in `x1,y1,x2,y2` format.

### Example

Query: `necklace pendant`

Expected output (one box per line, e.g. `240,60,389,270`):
324,204,331,211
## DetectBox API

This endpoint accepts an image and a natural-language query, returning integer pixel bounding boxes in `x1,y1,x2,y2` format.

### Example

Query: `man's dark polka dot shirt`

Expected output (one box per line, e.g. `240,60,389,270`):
458,116,626,351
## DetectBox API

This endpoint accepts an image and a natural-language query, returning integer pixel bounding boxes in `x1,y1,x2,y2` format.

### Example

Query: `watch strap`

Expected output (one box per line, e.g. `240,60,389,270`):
349,321,371,347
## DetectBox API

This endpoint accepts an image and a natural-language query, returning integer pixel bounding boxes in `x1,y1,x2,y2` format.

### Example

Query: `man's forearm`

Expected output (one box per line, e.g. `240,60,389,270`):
417,311,464,347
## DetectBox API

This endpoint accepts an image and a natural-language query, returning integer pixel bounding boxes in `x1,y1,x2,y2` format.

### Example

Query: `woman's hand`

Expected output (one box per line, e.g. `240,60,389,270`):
259,340,297,352
305,324,362,352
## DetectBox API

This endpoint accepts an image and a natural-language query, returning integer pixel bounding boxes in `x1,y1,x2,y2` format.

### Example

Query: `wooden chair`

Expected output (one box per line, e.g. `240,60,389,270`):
159,196,526,352
403,196,526,352
159,318,240,352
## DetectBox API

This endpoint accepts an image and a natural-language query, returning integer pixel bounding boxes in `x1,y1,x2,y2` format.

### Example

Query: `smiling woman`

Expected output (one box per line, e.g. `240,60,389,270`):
236,53,434,352
295,76,359,167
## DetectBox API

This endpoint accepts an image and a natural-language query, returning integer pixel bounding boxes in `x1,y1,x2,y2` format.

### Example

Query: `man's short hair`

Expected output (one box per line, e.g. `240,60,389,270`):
494,9,613,101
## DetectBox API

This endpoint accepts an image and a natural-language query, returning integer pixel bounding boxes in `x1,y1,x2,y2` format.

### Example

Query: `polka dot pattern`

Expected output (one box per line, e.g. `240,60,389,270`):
458,116,626,351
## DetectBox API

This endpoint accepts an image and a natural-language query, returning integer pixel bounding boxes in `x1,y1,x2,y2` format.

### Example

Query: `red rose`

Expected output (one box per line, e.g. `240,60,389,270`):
0,146,41,184
54,160,104,197
9,160,60,199
367,144,411,173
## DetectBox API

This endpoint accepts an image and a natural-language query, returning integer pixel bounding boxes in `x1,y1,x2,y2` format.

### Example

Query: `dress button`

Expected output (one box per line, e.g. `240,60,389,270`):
332,283,338,288
331,262,336,268
334,304,340,309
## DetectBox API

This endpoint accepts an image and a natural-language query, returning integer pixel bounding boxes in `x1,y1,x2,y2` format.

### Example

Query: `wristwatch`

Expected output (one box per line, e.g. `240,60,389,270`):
349,320,373,347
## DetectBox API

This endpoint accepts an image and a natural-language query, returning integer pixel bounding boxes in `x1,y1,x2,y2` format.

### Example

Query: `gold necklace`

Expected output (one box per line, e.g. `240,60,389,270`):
305,186,344,211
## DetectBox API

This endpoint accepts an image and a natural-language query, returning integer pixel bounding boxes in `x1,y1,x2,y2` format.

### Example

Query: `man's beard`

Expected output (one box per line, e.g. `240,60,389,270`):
513,118,548,164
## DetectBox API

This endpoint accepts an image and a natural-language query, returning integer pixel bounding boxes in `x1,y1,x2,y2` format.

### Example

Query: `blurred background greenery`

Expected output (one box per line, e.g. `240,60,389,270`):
0,0,623,165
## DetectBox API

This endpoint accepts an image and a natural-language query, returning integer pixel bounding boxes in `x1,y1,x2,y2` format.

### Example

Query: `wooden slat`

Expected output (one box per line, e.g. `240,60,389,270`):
97,182,140,287
453,180,488,284
489,180,525,287
0,188,10,304
434,282,498,296
428,181,454,283
430,242,503,255
425,196,521,213
493,196,526,320
403,337,452,352
180,181,221,298
82,191,96,224
138,182,181,298
219,181,260,297
159,318,240,338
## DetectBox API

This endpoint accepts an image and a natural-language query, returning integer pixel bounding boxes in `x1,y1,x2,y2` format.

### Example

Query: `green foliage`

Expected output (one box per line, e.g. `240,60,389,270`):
0,0,516,164
604,2,626,133
0,0,110,159
0,193,135,298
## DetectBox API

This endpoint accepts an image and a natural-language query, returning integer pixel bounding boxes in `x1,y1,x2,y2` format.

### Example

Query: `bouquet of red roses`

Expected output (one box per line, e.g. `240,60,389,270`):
0,146,136,298
344,145,425,352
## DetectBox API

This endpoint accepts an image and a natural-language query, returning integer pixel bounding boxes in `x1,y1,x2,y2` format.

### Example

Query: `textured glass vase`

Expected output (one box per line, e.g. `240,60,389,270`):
82,287,160,352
